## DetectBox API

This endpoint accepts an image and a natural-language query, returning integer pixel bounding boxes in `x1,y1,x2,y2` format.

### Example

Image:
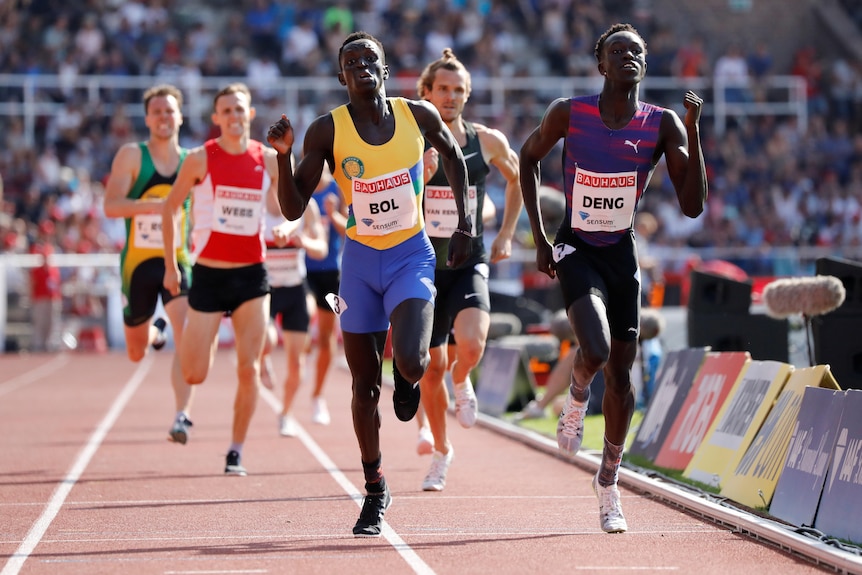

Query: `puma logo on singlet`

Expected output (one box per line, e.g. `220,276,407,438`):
624,139,641,153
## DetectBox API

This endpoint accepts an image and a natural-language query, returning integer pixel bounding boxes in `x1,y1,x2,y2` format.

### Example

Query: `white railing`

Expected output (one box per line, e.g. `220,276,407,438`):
0,253,122,352
0,72,813,351
2,242,854,353
0,73,807,147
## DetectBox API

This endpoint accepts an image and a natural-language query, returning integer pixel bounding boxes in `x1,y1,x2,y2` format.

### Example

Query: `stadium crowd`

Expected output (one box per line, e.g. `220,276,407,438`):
2,0,862,280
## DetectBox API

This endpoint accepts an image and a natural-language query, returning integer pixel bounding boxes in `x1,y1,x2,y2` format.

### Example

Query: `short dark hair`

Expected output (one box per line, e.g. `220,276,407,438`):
338,31,385,69
594,23,646,62
212,82,251,111
143,84,183,114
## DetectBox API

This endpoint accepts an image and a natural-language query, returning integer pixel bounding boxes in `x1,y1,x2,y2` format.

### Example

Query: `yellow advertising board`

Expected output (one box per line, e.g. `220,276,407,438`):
719,365,840,509
683,360,793,487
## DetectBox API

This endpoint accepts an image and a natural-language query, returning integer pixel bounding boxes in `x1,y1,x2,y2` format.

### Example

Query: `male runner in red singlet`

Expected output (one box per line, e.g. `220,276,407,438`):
162,83,281,477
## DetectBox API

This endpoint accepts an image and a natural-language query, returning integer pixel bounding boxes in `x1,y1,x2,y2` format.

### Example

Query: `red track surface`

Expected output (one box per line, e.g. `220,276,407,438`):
0,350,842,575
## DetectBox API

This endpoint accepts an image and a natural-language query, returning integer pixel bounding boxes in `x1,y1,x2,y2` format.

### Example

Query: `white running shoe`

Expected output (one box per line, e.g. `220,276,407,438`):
416,425,434,456
260,355,275,390
279,414,298,437
513,399,546,421
556,391,587,456
422,448,454,491
453,378,478,428
311,397,330,425
592,472,628,533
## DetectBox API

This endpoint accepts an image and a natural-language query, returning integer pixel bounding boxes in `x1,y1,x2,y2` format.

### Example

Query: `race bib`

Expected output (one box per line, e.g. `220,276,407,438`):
424,185,478,238
570,167,637,232
553,243,576,263
132,214,180,249
266,249,303,287
325,292,347,316
212,185,264,236
351,169,417,236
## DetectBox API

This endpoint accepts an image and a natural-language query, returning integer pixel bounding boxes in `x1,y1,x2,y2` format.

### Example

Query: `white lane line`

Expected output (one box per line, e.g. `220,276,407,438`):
164,571,268,574
0,355,69,398
0,354,153,575
0,494,597,507
572,568,680,571
10,527,715,543
259,387,436,575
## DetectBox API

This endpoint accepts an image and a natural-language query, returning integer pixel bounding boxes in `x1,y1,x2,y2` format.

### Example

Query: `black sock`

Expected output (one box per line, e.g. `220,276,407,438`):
393,360,407,385
362,456,386,493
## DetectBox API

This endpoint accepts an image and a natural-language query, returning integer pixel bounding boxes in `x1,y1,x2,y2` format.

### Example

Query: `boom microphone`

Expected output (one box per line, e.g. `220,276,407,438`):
762,275,846,319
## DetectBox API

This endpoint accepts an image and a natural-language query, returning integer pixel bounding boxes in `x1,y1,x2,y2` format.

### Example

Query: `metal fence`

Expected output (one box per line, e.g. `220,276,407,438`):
0,72,808,147
0,71,827,353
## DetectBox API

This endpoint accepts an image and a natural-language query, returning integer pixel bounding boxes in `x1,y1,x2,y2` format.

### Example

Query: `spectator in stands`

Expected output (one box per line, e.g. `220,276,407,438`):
791,45,828,115
244,0,281,58
713,42,751,103
28,224,62,352
671,36,708,85
246,51,282,100
185,20,215,66
323,2,354,35
746,41,773,101
73,14,104,68
828,58,858,122
634,211,662,306
514,310,581,421
282,14,321,76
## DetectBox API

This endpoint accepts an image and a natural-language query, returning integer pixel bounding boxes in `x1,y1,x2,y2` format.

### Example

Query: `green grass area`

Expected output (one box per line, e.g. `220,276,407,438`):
510,410,644,452
509,410,722,494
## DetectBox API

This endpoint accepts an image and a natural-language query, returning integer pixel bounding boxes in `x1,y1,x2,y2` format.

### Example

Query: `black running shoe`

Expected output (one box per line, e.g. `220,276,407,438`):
152,318,168,351
392,361,421,422
168,414,193,445
224,450,247,476
353,485,392,538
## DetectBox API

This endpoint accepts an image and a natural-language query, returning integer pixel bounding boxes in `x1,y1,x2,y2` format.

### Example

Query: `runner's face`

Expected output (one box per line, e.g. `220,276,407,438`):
145,95,182,140
339,40,388,93
426,68,469,124
601,31,647,82
212,91,253,138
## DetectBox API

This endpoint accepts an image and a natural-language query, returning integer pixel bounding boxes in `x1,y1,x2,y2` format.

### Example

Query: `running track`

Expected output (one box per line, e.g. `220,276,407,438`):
0,350,854,575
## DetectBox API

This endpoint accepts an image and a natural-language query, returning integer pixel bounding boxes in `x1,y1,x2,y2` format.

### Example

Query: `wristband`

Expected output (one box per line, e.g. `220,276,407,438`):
453,228,472,238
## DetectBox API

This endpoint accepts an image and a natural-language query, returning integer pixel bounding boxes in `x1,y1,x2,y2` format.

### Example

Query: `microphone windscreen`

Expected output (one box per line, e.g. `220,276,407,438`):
762,275,846,318
549,309,574,342
640,308,665,340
